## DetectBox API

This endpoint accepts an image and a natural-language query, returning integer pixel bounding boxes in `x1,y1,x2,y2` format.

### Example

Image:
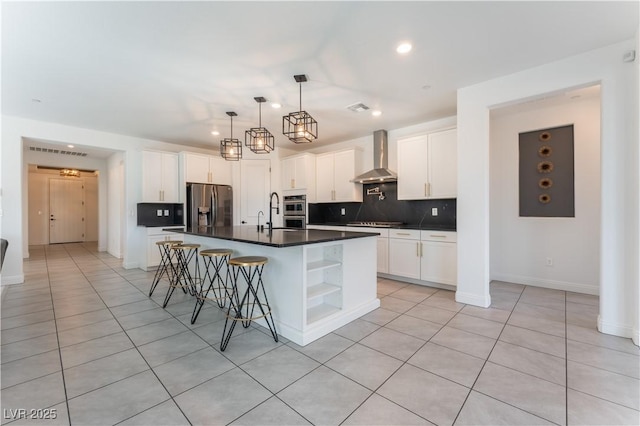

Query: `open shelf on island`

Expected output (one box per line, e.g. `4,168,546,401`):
307,303,341,324
307,282,341,300
307,259,341,272
305,243,344,325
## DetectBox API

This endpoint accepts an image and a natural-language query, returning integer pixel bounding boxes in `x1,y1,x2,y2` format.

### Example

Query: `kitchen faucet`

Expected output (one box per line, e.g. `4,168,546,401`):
257,210,264,231
268,192,280,233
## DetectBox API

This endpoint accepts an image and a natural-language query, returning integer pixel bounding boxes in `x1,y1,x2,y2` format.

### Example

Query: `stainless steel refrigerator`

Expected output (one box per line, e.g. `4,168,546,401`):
186,183,233,228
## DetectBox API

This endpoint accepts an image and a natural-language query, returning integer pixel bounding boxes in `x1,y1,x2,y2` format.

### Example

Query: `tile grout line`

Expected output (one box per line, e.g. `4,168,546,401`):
44,244,73,426
61,243,197,426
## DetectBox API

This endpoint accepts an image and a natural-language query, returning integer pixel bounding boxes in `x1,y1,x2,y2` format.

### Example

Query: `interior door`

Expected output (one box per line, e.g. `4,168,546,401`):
50,179,85,244
240,160,271,226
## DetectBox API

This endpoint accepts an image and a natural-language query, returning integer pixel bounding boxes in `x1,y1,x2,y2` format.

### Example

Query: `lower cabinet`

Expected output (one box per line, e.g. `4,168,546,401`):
388,229,457,287
143,226,184,271
388,230,421,279
419,231,457,286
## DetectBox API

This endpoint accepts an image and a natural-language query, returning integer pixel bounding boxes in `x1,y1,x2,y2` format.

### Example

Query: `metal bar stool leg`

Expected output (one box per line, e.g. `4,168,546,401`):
220,263,247,351
162,244,200,308
220,256,277,351
191,249,232,324
245,264,278,341
149,240,181,296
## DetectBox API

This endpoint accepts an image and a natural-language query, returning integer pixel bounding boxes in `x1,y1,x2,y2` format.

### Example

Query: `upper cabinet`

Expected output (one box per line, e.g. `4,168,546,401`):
315,149,363,203
281,153,316,202
142,151,179,202
397,128,457,200
183,152,232,185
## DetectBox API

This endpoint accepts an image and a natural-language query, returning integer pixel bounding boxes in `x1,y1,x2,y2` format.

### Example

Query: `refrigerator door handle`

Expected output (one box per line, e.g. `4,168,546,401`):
211,185,217,227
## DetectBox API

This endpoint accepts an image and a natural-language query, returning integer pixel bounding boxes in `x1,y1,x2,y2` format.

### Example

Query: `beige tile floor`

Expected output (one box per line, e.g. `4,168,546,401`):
1,243,638,425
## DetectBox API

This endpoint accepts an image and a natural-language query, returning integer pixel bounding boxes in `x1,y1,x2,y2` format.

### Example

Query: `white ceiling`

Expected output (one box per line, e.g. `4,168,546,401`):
3,2,638,154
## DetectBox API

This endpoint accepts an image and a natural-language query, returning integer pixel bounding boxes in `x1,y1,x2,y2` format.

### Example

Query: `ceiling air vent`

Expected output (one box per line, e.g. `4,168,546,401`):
346,102,370,113
29,146,88,156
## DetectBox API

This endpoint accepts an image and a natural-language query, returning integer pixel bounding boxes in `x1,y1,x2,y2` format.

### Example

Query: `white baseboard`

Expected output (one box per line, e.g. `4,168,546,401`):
122,261,139,270
0,274,25,286
455,290,491,308
597,314,636,340
491,273,599,295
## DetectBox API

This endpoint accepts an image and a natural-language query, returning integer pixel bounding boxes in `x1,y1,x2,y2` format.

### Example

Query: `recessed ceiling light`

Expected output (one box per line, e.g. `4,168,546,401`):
211,130,220,136
271,103,281,109
67,144,75,148
371,110,382,117
396,42,412,54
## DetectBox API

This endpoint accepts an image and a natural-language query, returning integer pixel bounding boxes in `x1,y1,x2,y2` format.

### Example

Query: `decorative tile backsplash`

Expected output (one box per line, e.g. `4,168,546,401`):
309,182,456,229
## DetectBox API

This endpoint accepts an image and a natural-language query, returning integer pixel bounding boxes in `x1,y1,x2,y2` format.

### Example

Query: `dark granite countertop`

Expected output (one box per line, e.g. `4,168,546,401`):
308,222,457,232
166,226,378,248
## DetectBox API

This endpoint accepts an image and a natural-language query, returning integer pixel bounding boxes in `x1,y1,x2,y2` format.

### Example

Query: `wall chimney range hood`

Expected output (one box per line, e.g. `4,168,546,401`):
351,129,398,183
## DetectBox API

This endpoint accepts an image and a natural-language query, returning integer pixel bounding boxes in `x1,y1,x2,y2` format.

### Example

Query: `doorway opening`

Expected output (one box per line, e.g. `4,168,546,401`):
28,165,99,245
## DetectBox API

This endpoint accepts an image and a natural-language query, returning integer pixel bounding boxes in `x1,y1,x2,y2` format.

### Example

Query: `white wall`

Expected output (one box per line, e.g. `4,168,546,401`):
1,116,192,284
457,38,638,341
107,152,124,258
490,95,601,294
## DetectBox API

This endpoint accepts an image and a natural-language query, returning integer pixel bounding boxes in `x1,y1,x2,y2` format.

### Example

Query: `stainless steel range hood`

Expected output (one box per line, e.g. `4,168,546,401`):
351,130,398,183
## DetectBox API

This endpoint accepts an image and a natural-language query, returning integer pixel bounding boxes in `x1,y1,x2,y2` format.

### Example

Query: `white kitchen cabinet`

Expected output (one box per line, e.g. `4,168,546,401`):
397,128,457,200
420,231,457,286
281,153,316,202
386,228,457,286
142,151,179,202
315,150,363,203
388,229,421,279
183,152,232,185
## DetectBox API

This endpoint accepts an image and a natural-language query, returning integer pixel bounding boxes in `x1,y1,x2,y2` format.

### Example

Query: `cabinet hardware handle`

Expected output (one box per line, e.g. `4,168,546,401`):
426,182,431,197
424,183,427,197
291,179,294,188
420,242,423,257
429,235,446,238
396,232,411,236
416,242,420,257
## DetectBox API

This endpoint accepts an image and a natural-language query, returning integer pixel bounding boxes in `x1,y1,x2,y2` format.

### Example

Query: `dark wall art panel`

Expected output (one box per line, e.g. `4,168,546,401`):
519,124,575,217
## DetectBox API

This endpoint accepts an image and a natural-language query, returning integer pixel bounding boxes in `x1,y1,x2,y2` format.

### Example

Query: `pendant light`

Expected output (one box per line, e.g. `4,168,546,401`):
220,112,242,161
282,74,317,144
245,97,274,154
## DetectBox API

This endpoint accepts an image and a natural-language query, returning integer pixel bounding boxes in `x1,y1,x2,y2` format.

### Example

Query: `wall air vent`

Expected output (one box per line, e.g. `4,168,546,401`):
29,146,88,157
346,102,370,113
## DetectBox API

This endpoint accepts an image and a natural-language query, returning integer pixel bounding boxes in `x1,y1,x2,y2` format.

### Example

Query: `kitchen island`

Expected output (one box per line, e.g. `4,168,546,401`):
171,226,380,346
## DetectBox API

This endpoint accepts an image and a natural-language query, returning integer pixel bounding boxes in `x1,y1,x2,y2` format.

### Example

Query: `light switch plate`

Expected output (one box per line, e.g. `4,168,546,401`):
341,208,346,215
164,210,169,216
431,207,438,216
156,209,163,216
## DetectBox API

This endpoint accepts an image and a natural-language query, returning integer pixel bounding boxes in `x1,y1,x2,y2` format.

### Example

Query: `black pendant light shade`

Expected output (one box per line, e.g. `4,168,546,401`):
220,112,242,161
246,97,275,153
283,74,317,144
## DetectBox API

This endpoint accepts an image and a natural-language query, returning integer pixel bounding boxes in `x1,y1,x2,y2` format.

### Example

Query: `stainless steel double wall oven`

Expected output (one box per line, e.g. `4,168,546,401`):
283,195,306,228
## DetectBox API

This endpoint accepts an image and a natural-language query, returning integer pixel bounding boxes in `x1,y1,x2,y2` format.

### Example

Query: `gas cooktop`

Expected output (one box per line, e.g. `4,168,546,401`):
346,221,404,228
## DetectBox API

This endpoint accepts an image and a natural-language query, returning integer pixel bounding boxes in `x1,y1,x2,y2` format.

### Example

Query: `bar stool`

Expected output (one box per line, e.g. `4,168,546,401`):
162,243,201,308
148,240,182,296
190,248,233,324
220,256,278,351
